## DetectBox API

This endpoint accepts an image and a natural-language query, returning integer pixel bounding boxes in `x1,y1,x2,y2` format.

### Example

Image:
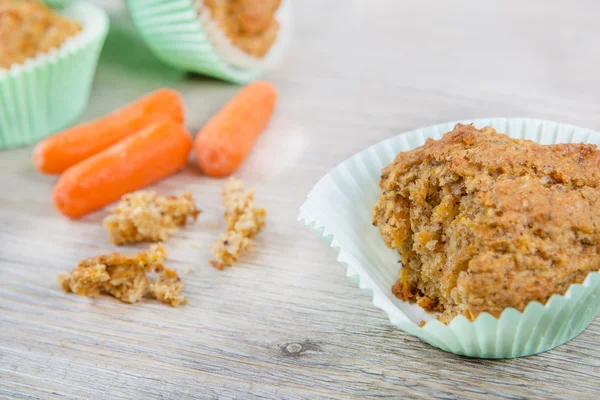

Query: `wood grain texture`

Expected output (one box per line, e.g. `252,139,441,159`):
1,0,600,399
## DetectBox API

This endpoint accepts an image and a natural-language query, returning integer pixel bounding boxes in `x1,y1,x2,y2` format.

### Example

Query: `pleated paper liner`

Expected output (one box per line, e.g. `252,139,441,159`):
42,0,72,9
0,1,109,150
125,0,292,84
299,118,600,358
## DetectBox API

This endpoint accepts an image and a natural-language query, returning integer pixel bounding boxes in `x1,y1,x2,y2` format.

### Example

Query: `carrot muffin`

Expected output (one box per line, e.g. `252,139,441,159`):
0,0,82,69
203,0,280,57
373,124,600,323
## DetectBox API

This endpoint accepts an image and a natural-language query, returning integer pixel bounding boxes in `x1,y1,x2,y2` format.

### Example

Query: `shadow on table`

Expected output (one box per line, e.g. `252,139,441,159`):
98,9,184,81
78,7,234,122
98,8,235,85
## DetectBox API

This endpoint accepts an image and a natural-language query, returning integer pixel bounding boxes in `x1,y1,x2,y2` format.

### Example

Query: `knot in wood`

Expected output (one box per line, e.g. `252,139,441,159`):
285,343,302,354
279,340,322,358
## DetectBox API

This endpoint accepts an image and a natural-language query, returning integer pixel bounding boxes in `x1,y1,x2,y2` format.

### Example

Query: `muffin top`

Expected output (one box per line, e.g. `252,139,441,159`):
0,0,82,69
204,0,280,57
375,124,600,322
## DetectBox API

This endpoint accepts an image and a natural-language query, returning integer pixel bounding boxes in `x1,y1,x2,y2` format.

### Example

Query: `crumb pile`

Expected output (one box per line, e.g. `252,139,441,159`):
373,124,600,323
58,244,187,307
203,0,280,57
104,191,200,245
0,0,82,69
210,178,266,269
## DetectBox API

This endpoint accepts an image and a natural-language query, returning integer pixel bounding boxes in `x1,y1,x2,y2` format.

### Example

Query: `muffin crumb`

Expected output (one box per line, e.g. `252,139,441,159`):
148,267,188,307
210,231,252,270
210,178,266,269
104,191,200,245
58,243,187,306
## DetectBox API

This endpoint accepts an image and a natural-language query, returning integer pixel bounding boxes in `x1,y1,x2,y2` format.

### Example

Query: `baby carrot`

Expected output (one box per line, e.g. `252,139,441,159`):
53,119,192,218
194,81,277,177
33,88,184,174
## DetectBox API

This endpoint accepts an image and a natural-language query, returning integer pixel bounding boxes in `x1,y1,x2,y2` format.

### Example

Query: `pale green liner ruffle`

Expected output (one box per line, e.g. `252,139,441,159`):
125,0,291,84
42,0,72,9
299,118,600,358
0,2,109,150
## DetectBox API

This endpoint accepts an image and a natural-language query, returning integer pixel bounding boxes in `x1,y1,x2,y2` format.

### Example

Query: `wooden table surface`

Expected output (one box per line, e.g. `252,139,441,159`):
2,1,600,399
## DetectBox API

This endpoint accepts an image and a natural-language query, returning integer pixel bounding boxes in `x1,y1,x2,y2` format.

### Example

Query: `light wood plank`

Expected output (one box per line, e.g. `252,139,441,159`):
1,0,599,399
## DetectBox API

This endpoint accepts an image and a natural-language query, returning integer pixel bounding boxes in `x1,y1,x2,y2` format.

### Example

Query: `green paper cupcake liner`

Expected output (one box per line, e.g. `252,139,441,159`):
299,118,600,358
0,1,109,150
42,0,72,9
125,0,292,84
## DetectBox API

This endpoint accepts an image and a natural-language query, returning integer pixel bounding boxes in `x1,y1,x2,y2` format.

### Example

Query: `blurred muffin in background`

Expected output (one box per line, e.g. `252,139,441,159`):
204,0,281,58
0,0,108,149
0,0,81,69
126,0,292,83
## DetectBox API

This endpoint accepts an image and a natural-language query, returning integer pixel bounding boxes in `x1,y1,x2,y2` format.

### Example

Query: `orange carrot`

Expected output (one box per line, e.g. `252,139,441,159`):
53,119,192,218
194,81,277,177
34,88,184,174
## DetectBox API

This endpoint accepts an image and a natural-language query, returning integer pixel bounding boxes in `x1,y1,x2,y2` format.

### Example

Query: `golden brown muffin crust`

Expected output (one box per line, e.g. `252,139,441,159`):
0,0,81,69
374,124,600,323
